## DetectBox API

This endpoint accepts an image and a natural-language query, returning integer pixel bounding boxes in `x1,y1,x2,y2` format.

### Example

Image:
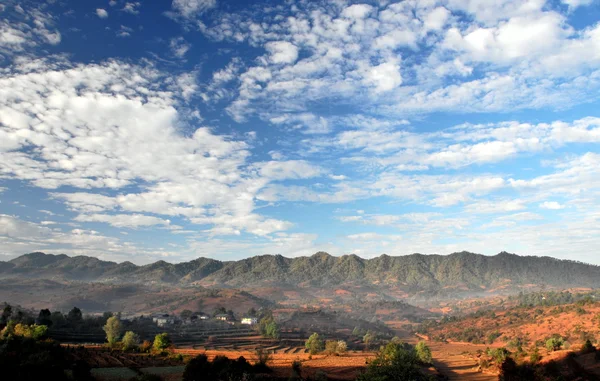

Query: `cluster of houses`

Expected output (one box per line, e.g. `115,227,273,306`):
151,312,258,328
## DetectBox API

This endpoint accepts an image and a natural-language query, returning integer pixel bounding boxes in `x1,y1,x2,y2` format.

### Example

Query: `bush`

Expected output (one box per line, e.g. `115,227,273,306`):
546,336,564,352
581,339,596,354
305,333,324,355
337,340,347,355
122,331,140,351
356,342,430,381
290,360,302,380
415,341,432,365
140,340,152,353
488,347,510,366
255,348,272,369
153,333,171,352
529,347,542,364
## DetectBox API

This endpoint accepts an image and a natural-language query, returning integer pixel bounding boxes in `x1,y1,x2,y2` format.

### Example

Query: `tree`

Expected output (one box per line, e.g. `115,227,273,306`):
37,309,52,326
122,331,140,351
213,306,227,317
13,323,48,340
247,307,257,317
363,331,376,350
305,333,324,355
415,341,432,365
153,333,171,351
357,342,430,381
103,316,122,346
180,310,193,320
581,339,596,354
67,307,83,323
264,320,280,339
1,304,12,326
546,336,564,352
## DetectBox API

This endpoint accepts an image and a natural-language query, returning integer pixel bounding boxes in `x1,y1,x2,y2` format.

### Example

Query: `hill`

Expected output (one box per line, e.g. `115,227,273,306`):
1,251,599,299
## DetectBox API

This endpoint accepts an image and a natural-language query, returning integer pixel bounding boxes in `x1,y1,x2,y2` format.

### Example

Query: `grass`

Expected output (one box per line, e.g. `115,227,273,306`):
91,367,138,380
141,366,186,375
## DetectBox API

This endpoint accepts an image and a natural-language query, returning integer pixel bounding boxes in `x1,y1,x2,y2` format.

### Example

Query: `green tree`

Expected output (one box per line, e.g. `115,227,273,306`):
103,316,122,345
305,333,324,355
415,341,432,364
264,320,280,339
357,342,430,381
545,336,564,352
122,331,140,351
363,331,376,350
153,333,171,351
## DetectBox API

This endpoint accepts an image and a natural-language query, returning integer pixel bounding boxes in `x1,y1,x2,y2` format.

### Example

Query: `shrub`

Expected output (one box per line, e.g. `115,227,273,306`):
305,333,324,355
153,333,171,352
337,340,347,354
255,348,272,368
546,336,564,352
325,340,339,355
581,339,596,354
529,347,542,364
140,340,152,353
356,342,429,381
290,360,302,380
122,331,140,351
415,341,432,365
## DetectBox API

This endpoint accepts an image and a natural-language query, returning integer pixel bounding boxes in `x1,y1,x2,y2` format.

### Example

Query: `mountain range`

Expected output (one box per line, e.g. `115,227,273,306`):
1,251,599,297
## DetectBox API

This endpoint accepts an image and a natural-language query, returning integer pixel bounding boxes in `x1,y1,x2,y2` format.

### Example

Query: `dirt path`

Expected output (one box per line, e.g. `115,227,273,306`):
402,335,497,381
429,341,497,381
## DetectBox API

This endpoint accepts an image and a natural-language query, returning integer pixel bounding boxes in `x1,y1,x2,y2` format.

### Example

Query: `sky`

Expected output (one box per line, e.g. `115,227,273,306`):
1,0,600,265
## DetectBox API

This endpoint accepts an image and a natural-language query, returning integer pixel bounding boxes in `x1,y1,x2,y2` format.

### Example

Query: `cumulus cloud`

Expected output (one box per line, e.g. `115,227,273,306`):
265,41,299,64
96,8,109,18
169,36,191,58
171,0,216,19
540,201,565,210
0,58,324,239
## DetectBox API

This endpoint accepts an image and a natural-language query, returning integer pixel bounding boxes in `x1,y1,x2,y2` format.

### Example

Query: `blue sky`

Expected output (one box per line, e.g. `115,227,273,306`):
1,0,600,265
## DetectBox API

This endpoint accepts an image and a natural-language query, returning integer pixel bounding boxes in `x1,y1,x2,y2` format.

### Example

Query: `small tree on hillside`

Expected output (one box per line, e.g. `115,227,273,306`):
363,331,376,350
546,336,564,352
153,333,171,351
415,341,432,365
103,316,122,346
122,331,140,351
305,333,324,355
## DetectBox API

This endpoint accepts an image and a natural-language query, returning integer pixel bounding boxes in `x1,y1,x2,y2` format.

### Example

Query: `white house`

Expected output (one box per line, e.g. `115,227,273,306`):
152,313,175,327
241,317,258,325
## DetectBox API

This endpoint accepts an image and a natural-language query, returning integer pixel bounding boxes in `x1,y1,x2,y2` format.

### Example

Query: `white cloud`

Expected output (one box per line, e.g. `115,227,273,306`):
122,2,141,15
172,0,217,19
96,8,109,18
74,213,172,228
265,41,299,65
540,201,565,210
561,0,594,8
359,58,403,93
170,37,191,58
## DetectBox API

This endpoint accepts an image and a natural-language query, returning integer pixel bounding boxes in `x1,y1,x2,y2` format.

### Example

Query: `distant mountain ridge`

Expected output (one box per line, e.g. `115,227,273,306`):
1,251,599,296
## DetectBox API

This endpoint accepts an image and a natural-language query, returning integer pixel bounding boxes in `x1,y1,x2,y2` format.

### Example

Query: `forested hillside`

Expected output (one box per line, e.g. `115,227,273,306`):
1,251,599,296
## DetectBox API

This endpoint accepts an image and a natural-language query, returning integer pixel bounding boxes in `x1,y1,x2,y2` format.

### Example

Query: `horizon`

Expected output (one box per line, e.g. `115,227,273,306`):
4,249,599,267
1,0,600,265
